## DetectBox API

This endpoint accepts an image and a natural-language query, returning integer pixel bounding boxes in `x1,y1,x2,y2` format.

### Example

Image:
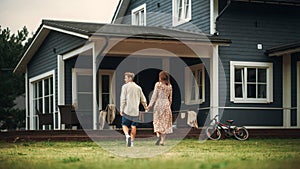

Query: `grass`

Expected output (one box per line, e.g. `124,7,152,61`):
0,138,299,169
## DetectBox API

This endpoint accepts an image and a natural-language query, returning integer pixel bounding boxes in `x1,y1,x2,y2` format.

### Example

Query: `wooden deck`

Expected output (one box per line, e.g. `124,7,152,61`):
1,128,300,142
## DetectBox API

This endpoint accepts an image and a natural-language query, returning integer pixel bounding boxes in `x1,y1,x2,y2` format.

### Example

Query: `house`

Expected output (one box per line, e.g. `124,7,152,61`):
14,0,300,130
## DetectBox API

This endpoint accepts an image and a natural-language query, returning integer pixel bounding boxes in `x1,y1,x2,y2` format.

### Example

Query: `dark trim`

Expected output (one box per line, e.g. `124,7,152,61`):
231,0,300,6
265,41,300,56
111,0,131,24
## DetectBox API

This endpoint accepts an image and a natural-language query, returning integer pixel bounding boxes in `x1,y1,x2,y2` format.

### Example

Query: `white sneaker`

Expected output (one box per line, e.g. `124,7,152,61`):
126,135,131,147
130,141,134,147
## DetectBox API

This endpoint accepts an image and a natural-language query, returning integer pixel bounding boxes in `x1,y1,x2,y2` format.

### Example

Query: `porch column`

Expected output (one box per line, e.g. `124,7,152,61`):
92,44,98,130
25,69,29,130
57,55,64,130
283,54,291,128
93,37,110,130
210,45,219,119
162,58,170,72
298,62,300,127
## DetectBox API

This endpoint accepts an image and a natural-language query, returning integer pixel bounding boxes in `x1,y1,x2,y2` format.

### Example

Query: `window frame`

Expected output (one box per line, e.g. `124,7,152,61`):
72,68,93,111
185,63,205,105
230,61,273,103
29,70,56,130
172,0,192,26
132,3,147,26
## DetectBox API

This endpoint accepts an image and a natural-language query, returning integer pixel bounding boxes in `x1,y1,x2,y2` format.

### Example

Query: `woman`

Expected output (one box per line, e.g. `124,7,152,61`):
147,71,173,146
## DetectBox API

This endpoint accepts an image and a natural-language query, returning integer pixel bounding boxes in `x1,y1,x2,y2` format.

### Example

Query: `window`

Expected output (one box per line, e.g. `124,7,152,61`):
185,64,205,105
72,69,93,112
230,61,273,103
173,0,192,26
132,4,146,26
30,71,55,130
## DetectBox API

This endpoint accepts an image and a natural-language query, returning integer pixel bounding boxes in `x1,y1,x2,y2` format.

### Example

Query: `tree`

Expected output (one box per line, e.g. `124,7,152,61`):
0,26,29,130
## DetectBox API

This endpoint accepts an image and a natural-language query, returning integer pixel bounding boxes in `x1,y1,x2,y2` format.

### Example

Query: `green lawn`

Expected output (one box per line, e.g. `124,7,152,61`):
0,139,299,169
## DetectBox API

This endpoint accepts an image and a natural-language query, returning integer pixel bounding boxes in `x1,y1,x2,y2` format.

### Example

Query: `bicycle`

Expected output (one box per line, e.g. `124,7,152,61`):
205,115,249,141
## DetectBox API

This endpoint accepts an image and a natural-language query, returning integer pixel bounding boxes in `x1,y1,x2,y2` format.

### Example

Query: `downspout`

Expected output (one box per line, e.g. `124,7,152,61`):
216,0,231,21
93,35,109,130
95,36,110,68
215,0,231,34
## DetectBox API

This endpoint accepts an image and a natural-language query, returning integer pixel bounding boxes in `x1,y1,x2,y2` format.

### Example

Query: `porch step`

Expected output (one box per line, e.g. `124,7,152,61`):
1,128,300,142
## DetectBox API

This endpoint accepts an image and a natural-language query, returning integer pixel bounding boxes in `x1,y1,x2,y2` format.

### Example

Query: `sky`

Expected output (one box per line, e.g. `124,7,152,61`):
0,0,119,35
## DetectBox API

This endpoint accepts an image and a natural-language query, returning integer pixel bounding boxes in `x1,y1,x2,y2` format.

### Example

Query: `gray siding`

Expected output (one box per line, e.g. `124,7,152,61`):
28,31,86,111
122,0,210,33
217,2,300,126
122,0,173,26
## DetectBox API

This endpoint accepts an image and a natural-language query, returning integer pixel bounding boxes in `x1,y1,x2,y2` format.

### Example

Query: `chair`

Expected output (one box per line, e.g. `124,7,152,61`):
58,105,79,129
37,113,54,130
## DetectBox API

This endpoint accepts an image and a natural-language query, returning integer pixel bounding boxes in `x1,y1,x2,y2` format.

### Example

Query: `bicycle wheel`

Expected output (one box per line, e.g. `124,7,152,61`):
233,127,249,141
206,126,221,140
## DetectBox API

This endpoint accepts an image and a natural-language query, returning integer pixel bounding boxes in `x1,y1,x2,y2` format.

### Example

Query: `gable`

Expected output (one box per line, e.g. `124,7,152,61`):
14,23,90,74
28,31,86,78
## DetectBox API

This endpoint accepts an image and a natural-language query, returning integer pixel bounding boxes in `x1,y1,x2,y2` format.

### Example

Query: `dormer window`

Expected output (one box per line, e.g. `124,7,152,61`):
173,0,192,26
132,4,146,26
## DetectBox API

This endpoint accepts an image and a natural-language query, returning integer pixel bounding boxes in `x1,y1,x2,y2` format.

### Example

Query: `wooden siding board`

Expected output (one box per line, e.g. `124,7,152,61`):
190,0,210,33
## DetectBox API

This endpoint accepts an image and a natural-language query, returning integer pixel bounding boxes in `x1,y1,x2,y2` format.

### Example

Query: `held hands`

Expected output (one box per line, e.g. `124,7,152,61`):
146,105,152,112
120,112,125,116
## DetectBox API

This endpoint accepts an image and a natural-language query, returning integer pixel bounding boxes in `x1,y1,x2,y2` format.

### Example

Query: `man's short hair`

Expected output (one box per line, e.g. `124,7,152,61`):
124,72,135,79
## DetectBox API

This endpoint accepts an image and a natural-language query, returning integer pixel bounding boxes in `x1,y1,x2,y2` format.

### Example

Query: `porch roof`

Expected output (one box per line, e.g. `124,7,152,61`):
231,0,300,6
265,41,300,56
42,20,230,44
14,20,231,74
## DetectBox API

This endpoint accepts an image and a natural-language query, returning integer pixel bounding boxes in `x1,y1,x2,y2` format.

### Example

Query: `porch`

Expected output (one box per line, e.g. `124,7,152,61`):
2,128,300,142
51,24,231,130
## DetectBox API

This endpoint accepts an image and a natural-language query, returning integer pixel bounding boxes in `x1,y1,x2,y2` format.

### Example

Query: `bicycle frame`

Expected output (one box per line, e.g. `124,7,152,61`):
206,115,249,140
210,116,234,137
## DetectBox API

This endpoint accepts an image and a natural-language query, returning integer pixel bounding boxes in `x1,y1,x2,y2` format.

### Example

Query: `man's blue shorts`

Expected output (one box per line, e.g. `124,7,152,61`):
121,115,139,127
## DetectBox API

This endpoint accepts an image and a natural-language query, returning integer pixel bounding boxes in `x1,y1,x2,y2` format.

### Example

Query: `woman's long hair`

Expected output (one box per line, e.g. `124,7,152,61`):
159,71,170,85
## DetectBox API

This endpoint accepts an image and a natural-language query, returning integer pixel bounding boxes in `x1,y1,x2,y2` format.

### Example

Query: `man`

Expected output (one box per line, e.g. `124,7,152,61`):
120,72,147,147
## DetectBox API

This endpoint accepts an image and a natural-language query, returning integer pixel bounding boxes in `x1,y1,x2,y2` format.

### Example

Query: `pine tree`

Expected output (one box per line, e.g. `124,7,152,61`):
0,26,29,130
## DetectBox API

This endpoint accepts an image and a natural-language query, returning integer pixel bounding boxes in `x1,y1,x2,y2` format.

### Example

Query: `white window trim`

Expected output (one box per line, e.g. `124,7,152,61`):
98,70,116,110
72,68,92,108
185,63,205,105
172,0,192,27
132,3,146,26
230,61,273,103
29,70,56,130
